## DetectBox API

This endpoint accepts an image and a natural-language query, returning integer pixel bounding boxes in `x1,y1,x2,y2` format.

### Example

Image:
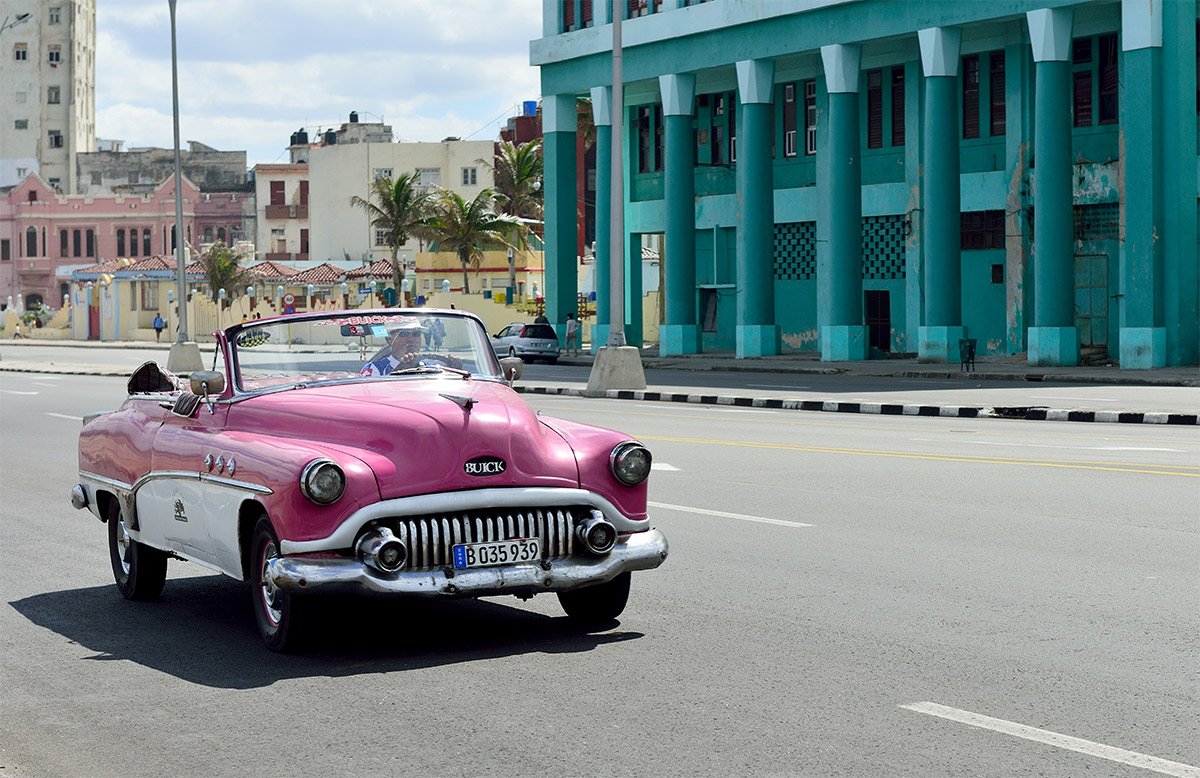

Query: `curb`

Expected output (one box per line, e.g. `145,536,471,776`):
515,385,1200,426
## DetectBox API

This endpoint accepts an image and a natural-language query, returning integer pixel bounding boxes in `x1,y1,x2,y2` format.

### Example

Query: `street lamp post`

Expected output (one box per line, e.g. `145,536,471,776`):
165,0,202,372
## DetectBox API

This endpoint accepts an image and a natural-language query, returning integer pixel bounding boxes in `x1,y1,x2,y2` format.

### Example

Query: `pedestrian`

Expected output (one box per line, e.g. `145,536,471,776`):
152,312,165,342
534,312,549,324
564,312,579,355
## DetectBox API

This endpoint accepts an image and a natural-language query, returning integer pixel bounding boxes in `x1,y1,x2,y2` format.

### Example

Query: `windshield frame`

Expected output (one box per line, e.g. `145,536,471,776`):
224,308,505,396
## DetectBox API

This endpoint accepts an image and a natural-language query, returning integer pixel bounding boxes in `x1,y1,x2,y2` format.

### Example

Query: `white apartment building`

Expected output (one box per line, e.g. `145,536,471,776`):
0,0,96,191
308,138,495,265
252,163,309,261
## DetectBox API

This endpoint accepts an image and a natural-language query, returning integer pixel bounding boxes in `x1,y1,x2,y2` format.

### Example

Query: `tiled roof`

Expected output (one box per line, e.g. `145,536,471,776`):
247,260,298,279
288,262,345,284
345,258,394,279
75,258,127,275
124,256,175,273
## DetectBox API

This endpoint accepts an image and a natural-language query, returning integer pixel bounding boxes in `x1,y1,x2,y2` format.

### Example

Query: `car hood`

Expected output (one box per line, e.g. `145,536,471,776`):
228,378,580,499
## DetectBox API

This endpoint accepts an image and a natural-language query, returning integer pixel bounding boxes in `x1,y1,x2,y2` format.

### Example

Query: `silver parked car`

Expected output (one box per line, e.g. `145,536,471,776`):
491,322,560,363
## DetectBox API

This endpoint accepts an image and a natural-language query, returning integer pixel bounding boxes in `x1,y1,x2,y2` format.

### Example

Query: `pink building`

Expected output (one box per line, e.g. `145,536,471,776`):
0,172,198,308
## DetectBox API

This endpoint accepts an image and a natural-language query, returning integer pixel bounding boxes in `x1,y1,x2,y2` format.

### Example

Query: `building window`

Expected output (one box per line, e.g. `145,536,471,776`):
1097,33,1118,124
581,0,593,27
60,230,69,257
1,239,9,261
991,264,1004,284
891,68,905,147
374,227,392,246
50,7,62,24
14,43,27,61
563,0,575,32
782,83,797,158
866,69,883,149
269,180,284,205
637,107,653,172
1073,70,1093,127
653,104,664,171
73,229,82,257
48,177,61,192
989,52,1006,136
299,180,308,205
372,167,393,181
960,210,1005,250
47,86,61,104
711,96,725,165
416,167,441,186
300,229,309,255
26,227,37,256
1072,34,1119,127
48,45,61,65
461,167,477,185
15,90,26,103
49,131,63,148
86,229,95,257
141,283,158,310
804,80,817,155
204,227,213,243
962,54,980,139
117,229,126,256
14,119,28,130
143,228,151,256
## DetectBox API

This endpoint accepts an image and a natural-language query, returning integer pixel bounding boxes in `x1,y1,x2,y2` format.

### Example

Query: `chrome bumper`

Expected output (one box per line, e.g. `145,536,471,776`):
267,528,668,596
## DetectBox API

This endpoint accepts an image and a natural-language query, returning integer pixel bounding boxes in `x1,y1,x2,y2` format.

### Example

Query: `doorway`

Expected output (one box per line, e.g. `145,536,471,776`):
1073,255,1108,349
864,290,891,353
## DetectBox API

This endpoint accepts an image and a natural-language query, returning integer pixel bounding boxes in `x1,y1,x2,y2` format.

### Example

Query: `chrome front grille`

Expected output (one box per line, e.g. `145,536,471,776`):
380,507,587,571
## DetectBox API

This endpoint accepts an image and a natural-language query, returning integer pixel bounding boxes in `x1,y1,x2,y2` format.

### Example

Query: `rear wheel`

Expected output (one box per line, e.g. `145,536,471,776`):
107,499,167,600
557,572,630,625
250,516,311,652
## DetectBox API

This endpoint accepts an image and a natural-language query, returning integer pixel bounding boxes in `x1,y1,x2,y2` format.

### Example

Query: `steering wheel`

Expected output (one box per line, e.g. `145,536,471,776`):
392,351,464,371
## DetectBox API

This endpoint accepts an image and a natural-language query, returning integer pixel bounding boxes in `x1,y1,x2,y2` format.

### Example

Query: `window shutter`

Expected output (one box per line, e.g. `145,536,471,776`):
989,52,1006,136
1073,70,1092,127
962,55,980,139
866,69,883,149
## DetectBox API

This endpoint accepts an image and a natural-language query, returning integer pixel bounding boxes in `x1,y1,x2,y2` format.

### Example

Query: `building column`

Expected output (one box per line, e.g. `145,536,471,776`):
542,94,579,341
818,44,867,361
589,86,613,353
917,26,965,363
1026,8,1078,366
734,58,779,358
659,73,700,355
1161,0,1199,366
1118,0,1167,368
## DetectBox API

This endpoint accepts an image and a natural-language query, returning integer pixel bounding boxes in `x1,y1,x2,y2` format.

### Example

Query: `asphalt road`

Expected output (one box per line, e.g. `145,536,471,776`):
1,373,1197,777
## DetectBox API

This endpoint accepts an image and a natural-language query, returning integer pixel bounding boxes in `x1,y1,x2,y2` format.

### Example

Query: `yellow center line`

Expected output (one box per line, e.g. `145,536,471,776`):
637,434,1200,477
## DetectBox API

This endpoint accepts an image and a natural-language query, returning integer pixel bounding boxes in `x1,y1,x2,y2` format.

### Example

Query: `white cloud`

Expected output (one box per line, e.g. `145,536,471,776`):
95,0,543,165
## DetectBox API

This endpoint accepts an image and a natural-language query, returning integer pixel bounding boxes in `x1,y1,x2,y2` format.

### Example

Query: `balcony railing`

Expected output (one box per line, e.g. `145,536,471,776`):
264,204,309,220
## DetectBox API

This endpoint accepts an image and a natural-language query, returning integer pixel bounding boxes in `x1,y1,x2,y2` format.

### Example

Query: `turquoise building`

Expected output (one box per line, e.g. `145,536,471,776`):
532,0,1198,368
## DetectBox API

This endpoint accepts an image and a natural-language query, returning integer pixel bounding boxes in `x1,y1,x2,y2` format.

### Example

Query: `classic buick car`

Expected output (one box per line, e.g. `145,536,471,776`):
72,309,668,651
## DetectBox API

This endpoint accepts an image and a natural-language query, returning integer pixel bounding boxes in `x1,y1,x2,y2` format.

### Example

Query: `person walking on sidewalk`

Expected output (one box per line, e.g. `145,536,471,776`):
564,312,579,355
152,313,165,342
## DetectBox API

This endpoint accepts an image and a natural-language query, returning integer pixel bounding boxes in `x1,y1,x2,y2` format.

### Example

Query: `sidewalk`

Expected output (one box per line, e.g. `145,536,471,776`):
2,337,1197,424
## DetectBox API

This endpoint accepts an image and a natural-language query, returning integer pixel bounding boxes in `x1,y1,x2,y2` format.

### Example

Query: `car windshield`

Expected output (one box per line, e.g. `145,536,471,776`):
230,310,503,392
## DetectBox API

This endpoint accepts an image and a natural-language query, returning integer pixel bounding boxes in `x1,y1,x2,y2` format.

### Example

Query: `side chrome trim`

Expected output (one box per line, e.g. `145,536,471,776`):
280,487,648,555
202,474,273,495
81,469,271,496
269,528,668,596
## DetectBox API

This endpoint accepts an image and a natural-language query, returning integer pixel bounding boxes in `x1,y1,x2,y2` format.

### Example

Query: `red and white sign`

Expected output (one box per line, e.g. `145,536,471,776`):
282,293,295,305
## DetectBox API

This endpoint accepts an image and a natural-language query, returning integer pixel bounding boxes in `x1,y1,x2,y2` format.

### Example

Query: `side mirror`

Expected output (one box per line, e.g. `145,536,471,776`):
499,357,523,385
189,370,225,403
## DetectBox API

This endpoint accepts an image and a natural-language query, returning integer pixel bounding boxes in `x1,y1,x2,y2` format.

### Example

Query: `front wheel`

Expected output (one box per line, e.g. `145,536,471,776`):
250,516,311,652
556,572,630,625
107,499,167,600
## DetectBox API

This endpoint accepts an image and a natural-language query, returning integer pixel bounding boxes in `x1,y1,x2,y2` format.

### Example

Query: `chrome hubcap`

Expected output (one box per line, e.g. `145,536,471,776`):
259,541,282,626
117,518,132,576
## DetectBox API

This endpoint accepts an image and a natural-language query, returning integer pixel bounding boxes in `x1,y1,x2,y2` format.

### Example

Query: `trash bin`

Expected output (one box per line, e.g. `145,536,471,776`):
958,338,977,372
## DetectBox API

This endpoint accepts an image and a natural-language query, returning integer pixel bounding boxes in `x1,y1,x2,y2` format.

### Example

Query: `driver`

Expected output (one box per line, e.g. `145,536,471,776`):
360,318,427,376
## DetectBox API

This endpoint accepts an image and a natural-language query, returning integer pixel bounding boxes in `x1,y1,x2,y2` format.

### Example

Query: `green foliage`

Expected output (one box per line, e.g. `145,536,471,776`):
196,241,259,303
485,139,543,294
426,188,520,295
349,174,435,305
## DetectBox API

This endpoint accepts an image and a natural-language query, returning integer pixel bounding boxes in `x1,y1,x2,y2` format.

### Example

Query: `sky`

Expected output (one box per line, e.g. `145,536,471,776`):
96,0,543,166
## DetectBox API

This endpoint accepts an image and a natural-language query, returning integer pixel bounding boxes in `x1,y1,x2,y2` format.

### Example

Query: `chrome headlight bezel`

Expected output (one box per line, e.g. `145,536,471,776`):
610,441,652,486
300,458,345,505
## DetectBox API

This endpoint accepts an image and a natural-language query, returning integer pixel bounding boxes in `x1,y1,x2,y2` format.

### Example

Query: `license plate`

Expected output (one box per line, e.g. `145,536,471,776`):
453,538,541,569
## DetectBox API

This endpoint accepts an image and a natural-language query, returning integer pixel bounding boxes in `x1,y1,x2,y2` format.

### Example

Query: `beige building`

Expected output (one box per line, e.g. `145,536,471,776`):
308,137,495,266
252,163,309,261
0,0,96,192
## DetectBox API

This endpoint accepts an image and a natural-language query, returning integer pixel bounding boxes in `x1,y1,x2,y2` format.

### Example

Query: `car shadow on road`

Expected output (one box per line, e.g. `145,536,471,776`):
9,574,643,689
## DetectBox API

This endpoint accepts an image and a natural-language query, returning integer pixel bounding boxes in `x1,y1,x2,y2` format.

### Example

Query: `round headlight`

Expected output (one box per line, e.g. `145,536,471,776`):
300,459,345,505
610,441,652,486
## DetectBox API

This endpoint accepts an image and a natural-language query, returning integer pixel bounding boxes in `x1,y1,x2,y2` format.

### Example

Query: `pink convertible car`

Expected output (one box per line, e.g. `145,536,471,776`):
72,309,668,651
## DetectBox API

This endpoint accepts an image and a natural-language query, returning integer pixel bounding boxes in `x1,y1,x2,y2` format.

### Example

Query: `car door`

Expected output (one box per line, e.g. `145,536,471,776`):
492,325,515,357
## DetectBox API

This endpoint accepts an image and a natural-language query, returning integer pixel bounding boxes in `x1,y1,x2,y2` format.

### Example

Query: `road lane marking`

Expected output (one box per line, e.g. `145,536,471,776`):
1,389,38,395
46,412,83,421
639,434,1200,477
648,500,811,527
910,438,1186,454
901,702,1200,778
651,463,679,471
1031,394,1118,402
746,383,810,389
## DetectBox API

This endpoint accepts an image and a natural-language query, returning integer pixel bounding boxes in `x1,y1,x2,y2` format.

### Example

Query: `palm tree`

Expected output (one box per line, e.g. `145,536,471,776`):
349,173,434,306
427,188,521,295
195,240,259,303
486,139,543,294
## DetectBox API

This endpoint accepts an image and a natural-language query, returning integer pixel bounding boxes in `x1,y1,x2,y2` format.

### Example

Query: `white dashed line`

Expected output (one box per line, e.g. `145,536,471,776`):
648,501,811,528
1,390,38,395
46,412,83,421
651,463,679,471
901,702,1200,778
